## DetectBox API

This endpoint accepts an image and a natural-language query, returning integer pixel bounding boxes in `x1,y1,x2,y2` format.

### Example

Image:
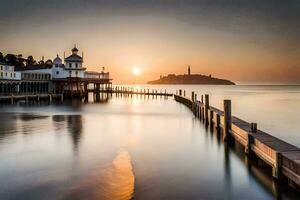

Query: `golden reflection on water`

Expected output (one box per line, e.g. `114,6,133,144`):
64,151,134,200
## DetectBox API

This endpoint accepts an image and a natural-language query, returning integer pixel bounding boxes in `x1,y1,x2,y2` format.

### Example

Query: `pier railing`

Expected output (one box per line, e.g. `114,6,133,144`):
108,86,173,96
174,90,300,190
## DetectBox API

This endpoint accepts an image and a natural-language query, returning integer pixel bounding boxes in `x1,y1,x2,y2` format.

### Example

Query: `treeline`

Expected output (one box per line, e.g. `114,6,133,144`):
0,52,53,70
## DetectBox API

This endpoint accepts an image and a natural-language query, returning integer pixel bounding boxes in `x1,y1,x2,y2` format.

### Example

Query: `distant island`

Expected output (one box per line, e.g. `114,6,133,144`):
147,66,235,85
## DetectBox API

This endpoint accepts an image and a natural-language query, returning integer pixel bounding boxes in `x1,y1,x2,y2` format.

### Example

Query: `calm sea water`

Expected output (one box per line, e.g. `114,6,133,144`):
121,85,300,147
0,85,299,200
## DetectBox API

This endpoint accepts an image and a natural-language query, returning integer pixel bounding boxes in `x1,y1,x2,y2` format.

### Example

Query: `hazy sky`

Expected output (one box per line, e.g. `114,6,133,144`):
0,0,300,84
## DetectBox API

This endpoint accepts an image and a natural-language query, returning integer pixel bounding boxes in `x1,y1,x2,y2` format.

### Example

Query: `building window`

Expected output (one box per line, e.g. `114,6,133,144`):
55,64,59,68
5,72,7,77
69,71,71,77
0,66,2,70
75,71,78,76
0,72,2,77
76,63,78,68
56,71,59,75
69,63,72,68
14,73,16,78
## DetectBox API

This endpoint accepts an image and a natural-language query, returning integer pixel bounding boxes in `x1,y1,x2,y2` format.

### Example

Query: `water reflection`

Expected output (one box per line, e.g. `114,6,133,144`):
67,115,83,154
64,150,134,200
0,114,17,140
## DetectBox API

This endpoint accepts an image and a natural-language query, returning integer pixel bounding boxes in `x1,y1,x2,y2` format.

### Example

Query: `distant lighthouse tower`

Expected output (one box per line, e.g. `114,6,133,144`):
188,65,191,75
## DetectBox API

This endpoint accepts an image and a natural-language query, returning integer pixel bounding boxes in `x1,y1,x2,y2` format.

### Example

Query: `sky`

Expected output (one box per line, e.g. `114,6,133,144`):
0,0,300,84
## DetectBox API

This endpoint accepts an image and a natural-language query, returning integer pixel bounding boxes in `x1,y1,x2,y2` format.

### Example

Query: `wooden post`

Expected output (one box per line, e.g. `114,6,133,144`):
49,94,52,103
183,90,186,97
61,94,64,102
204,94,209,122
251,123,257,133
216,114,220,129
179,89,182,96
223,100,232,142
246,122,257,155
273,152,282,179
25,95,28,103
10,94,14,104
191,91,195,102
210,110,213,124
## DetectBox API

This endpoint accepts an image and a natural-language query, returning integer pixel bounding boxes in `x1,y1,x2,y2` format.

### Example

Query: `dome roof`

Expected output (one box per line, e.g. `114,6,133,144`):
72,45,79,54
53,54,62,64
72,47,79,52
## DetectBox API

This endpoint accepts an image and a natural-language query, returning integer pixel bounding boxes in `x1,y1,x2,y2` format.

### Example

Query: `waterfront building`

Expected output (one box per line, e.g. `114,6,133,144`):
0,63,21,94
64,46,86,78
0,63,21,81
0,45,112,96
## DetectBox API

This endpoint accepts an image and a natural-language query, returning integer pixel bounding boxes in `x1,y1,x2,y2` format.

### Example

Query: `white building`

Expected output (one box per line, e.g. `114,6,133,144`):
0,63,21,81
52,55,65,79
0,45,111,95
64,46,86,78
51,46,86,79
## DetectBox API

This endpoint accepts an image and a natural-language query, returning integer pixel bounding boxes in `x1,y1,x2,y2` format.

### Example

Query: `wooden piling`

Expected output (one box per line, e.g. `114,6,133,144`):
204,94,209,123
210,110,213,125
223,100,232,142
10,95,14,104
251,123,257,133
191,91,195,102
216,114,220,129
273,152,282,179
49,94,52,103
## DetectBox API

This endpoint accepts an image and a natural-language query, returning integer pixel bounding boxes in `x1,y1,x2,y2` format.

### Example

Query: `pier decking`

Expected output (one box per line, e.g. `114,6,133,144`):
0,94,63,103
174,90,300,190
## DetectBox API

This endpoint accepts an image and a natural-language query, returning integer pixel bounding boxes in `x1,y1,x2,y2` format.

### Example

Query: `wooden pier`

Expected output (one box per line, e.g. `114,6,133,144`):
174,90,300,190
0,93,63,104
101,86,173,96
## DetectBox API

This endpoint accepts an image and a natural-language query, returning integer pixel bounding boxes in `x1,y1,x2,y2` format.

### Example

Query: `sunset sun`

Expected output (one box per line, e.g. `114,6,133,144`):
133,66,142,76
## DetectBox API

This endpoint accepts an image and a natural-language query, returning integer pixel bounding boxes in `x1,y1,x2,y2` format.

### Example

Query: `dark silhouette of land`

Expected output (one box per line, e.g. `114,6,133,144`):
148,66,235,85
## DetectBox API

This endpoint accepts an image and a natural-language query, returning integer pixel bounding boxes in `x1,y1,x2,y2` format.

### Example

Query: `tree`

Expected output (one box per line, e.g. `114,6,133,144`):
45,59,53,67
16,54,25,68
26,55,36,66
4,54,17,65
0,52,3,62
38,60,45,65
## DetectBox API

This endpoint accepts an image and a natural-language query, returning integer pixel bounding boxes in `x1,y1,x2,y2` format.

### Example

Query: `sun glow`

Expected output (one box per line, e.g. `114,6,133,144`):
132,67,142,76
